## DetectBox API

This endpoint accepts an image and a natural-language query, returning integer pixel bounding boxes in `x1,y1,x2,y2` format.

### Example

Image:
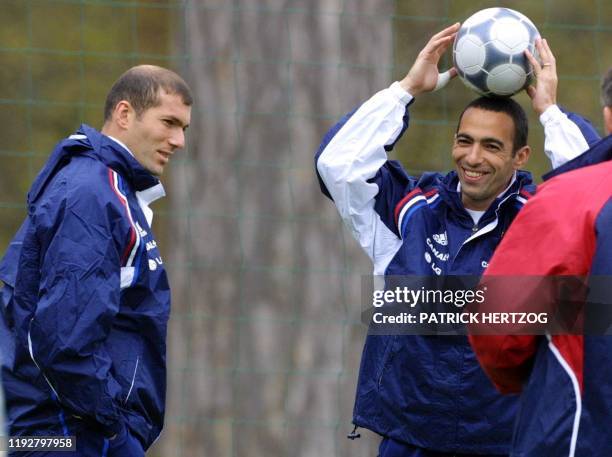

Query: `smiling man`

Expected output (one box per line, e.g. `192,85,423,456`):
315,25,598,457
451,96,530,218
0,65,191,456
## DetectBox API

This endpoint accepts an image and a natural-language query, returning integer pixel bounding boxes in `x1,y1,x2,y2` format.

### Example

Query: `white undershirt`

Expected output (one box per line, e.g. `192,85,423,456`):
106,135,166,226
465,208,485,225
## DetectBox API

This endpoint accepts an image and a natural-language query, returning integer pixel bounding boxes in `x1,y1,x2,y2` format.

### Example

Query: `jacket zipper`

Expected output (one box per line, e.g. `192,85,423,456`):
452,190,519,266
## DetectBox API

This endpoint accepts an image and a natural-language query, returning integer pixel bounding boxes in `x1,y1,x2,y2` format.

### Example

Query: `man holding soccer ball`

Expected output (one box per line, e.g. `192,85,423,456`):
315,23,597,456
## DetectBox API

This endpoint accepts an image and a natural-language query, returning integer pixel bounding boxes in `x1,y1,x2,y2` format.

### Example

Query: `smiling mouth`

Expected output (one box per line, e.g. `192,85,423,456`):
462,167,489,181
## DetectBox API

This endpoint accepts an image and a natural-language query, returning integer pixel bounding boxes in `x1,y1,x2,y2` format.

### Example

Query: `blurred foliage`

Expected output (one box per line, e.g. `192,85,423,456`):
0,0,182,253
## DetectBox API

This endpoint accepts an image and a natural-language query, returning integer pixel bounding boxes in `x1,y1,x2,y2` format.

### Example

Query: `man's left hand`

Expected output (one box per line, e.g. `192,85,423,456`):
525,38,558,115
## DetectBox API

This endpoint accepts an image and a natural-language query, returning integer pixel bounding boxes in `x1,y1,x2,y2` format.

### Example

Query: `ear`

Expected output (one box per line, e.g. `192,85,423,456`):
512,145,531,169
603,106,612,136
112,100,135,131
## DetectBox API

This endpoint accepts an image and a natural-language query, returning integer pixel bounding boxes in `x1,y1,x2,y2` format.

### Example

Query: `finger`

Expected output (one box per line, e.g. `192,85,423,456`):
430,22,461,42
532,39,554,74
425,34,456,56
433,70,452,92
535,38,555,70
525,85,536,100
533,37,545,60
449,67,458,79
524,49,541,75
542,38,556,68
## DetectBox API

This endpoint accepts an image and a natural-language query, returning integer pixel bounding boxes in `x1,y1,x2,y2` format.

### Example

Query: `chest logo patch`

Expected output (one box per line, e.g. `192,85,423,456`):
432,232,448,246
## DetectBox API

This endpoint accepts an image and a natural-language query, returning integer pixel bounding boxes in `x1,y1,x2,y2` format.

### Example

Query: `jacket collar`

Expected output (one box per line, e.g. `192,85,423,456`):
543,134,612,181
79,124,160,191
438,170,533,219
28,124,161,205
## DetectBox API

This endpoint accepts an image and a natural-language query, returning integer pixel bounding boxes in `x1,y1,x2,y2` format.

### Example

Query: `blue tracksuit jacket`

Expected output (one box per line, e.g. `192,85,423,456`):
0,125,170,450
314,82,597,454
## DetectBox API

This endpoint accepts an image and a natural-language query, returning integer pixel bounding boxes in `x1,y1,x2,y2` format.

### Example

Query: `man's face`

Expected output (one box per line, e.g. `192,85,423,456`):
452,107,529,211
125,90,191,176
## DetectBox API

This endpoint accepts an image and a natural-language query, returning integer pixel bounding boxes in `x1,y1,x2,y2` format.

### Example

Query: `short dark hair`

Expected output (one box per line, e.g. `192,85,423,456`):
456,96,528,154
601,67,612,108
104,65,193,121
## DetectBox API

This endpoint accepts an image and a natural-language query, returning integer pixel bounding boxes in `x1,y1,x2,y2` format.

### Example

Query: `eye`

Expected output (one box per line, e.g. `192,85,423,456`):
162,119,173,126
484,142,502,152
456,137,471,146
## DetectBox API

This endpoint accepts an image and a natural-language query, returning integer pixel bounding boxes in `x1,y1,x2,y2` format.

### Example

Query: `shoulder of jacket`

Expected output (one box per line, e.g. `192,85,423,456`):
49,158,130,211
417,171,447,190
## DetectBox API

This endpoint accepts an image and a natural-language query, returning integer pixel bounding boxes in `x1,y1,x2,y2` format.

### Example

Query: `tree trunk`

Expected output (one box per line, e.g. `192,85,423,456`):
157,2,392,455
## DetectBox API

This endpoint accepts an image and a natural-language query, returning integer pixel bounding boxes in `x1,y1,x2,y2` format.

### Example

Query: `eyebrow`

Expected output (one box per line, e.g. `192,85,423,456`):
455,133,504,148
163,115,190,130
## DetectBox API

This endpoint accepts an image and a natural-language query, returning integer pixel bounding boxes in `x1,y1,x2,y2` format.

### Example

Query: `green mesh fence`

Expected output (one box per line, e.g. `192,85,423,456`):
0,1,610,456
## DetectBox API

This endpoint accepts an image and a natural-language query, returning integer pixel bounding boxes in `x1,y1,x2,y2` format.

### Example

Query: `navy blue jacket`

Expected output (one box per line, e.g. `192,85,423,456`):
315,82,595,453
0,125,170,449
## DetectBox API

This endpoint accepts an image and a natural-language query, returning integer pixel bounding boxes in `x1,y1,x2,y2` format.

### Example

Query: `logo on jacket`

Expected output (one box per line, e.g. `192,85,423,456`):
423,251,442,275
426,238,449,262
425,235,449,276
148,256,164,271
432,232,448,246
135,222,148,237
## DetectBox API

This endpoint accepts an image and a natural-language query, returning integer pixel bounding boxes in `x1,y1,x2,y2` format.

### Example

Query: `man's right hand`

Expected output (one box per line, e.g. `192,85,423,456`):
399,23,460,96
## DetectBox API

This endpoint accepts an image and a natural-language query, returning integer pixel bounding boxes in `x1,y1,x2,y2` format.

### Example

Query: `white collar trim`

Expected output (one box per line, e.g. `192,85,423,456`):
136,183,166,206
107,135,135,158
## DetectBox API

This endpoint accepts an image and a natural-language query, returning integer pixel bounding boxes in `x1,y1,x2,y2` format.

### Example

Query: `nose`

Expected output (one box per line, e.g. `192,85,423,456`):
168,128,185,150
464,144,484,167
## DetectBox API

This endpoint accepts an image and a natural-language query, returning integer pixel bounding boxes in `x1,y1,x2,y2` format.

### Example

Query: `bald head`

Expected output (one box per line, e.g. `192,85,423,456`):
103,65,193,122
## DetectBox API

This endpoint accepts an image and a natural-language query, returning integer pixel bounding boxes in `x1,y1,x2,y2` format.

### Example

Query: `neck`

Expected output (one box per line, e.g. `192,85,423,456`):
462,196,494,212
101,122,115,138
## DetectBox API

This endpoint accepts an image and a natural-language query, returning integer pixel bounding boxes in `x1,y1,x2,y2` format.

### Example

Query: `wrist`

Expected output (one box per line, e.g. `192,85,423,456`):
538,104,562,126
535,102,555,117
389,82,415,105
399,77,421,97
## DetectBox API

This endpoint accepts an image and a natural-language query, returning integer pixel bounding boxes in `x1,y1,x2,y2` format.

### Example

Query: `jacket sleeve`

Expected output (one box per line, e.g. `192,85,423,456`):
540,105,601,169
315,82,417,272
27,175,126,436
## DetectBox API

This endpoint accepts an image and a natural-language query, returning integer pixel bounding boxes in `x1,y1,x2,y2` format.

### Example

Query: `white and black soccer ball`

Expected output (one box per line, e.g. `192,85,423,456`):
453,8,541,97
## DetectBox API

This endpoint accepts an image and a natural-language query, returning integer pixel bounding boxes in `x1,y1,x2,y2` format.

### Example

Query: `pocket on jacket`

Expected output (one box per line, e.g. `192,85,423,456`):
121,356,140,405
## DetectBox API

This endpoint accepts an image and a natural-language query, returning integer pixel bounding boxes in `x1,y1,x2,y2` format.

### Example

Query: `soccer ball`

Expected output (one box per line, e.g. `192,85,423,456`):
453,8,541,97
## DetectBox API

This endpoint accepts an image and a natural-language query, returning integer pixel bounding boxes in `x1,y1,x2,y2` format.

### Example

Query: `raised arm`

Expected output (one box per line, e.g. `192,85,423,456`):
526,38,601,168
315,24,459,272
